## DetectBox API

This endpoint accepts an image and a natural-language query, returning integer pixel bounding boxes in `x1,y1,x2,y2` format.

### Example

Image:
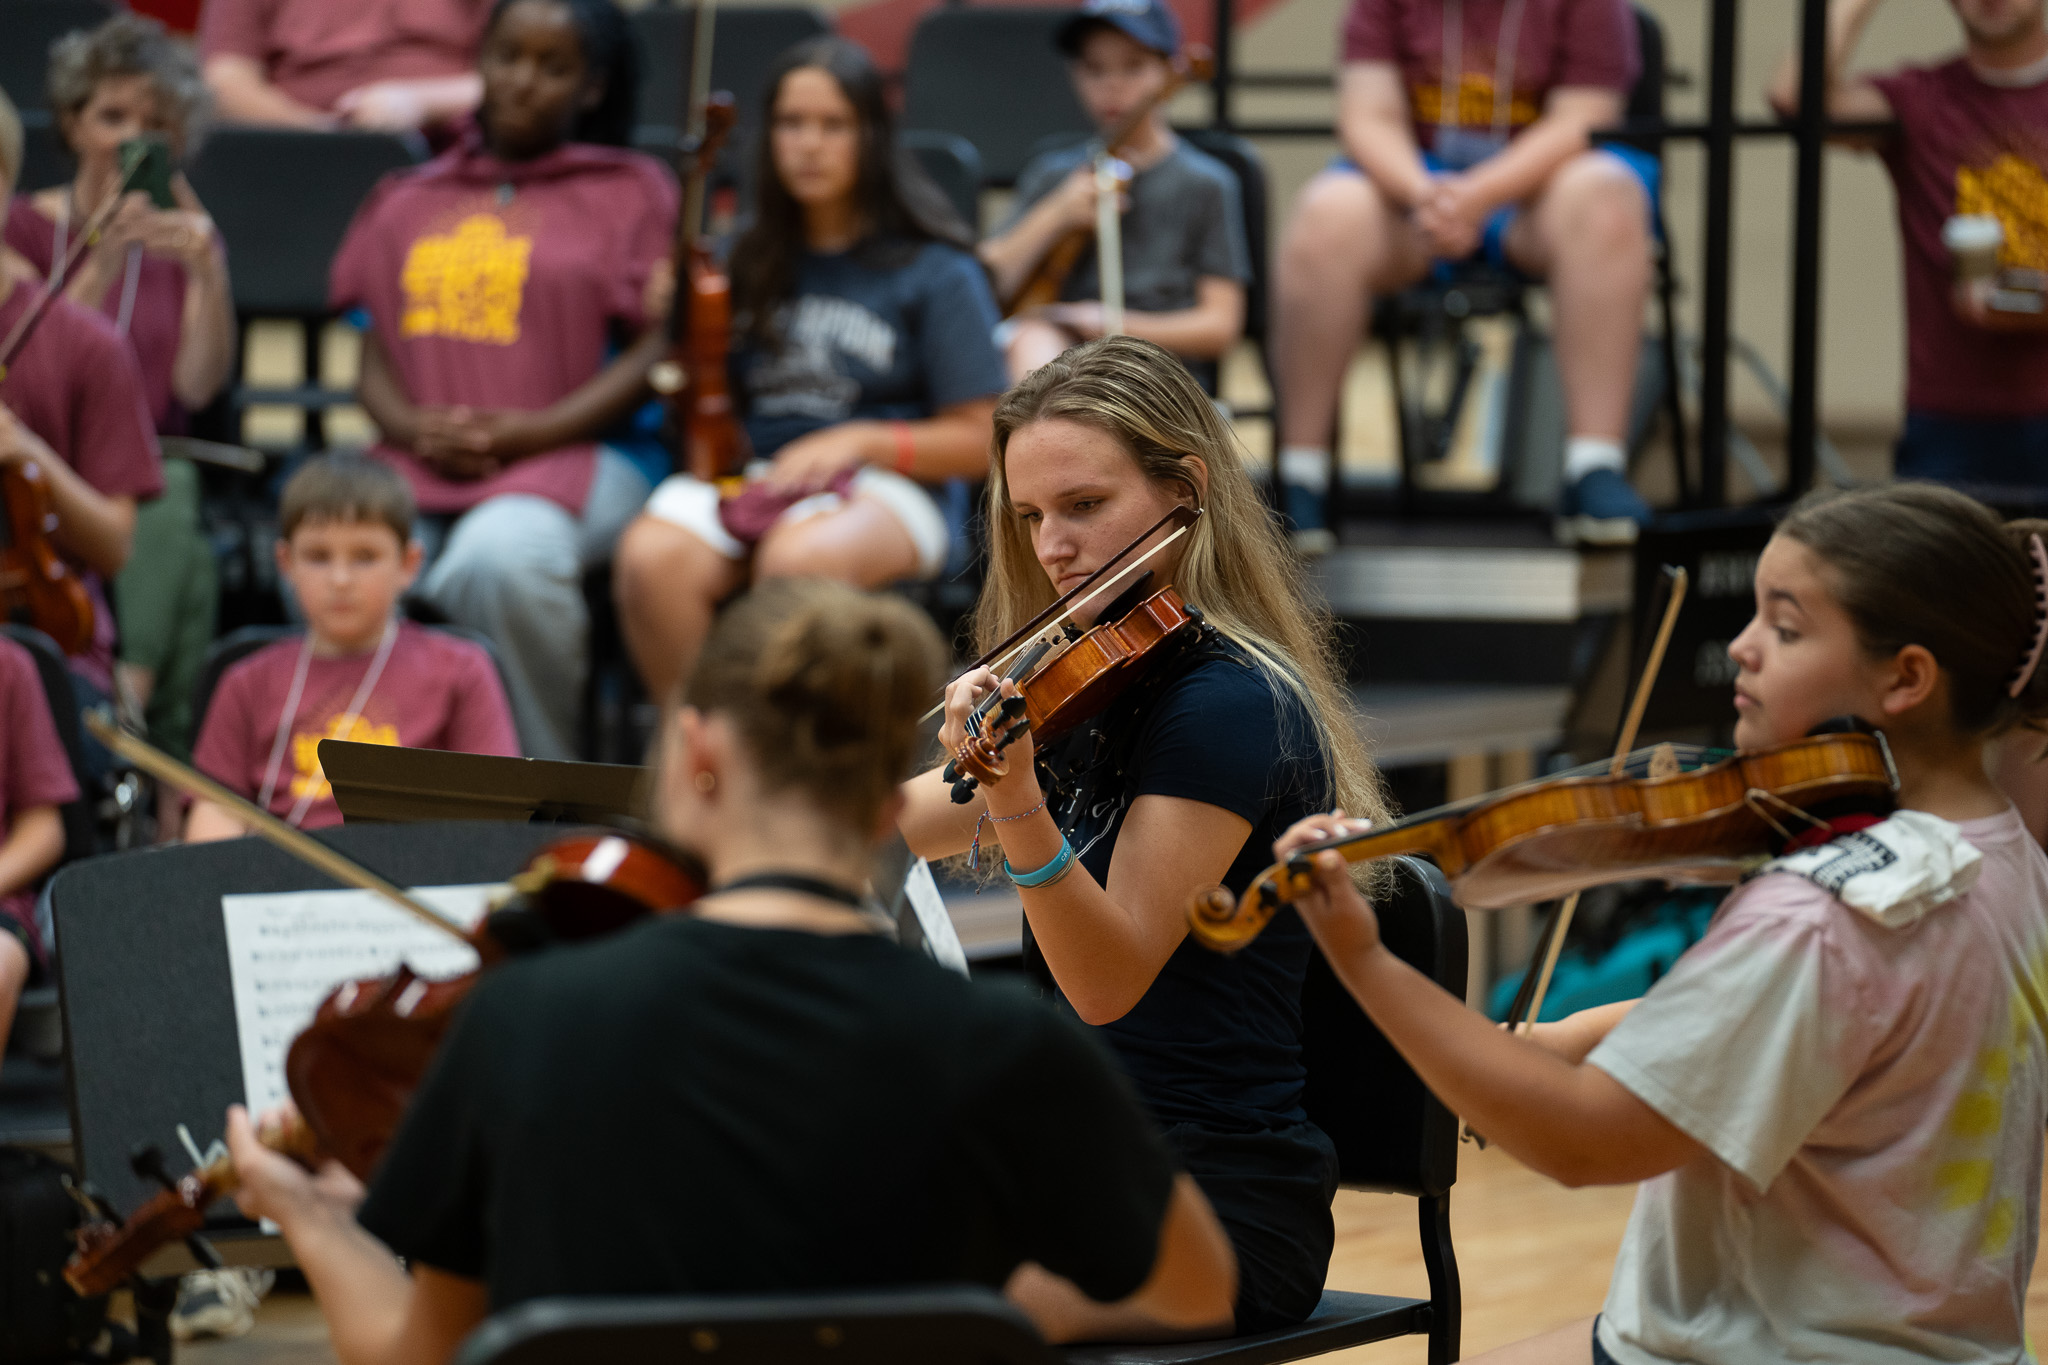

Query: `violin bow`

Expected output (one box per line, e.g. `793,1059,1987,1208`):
1510,564,1690,1034
919,504,1200,725
84,712,469,940
0,154,149,381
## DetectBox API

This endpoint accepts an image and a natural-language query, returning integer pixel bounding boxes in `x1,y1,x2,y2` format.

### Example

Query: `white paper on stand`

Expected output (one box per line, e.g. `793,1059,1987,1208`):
902,858,969,978
220,884,499,1117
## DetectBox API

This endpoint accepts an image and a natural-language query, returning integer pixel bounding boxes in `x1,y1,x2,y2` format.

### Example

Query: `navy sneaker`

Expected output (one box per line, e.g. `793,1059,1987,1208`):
1556,467,1651,546
1283,482,1336,556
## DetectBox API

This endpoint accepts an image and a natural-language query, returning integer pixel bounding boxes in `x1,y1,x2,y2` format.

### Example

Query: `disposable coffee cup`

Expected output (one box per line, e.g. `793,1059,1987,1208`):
1943,214,2005,281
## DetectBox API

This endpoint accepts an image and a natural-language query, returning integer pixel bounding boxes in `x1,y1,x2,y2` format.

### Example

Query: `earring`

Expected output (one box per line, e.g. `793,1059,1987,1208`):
694,770,716,793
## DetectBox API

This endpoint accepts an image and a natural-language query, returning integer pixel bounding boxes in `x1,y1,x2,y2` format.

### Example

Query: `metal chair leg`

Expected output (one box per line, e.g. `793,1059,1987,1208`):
1418,1192,1462,1364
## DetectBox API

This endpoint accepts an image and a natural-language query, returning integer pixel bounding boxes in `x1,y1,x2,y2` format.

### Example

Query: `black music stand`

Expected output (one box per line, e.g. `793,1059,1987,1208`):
319,741,647,825
51,822,558,1268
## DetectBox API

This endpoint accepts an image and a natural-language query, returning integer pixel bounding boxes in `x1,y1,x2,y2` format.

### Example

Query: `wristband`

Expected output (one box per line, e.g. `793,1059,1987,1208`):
890,420,916,476
1006,835,1076,889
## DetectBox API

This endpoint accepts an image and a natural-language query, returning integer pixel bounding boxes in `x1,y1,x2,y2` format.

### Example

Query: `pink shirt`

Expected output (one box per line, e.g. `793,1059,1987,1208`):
199,0,493,116
6,195,205,434
0,636,79,962
0,280,165,690
1870,59,2048,419
192,622,520,830
1342,0,1637,147
1591,808,2048,1364
330,135,678,515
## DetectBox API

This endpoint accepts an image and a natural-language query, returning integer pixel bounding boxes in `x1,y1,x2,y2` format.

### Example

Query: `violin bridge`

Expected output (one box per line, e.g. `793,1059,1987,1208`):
1647,743,1681,783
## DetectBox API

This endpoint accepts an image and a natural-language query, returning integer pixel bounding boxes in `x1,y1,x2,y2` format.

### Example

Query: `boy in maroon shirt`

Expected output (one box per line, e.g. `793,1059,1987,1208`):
186,455,519,839
0,91,165,701
1272,0,1654,547
0,635,80,1079
1771,0,2048,489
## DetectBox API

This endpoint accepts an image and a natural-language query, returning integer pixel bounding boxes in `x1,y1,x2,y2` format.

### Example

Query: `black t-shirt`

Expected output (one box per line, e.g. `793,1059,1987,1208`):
357,917,1178,1309
1033,635,1334,1133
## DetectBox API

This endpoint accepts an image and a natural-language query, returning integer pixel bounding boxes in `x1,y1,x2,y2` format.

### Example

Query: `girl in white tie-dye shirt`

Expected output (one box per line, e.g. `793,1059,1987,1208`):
1279,482,2048,1365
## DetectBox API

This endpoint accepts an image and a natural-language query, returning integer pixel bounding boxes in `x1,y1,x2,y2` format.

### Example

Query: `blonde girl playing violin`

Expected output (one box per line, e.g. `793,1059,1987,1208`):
1281,481,2048,1365
900,335,1389,1340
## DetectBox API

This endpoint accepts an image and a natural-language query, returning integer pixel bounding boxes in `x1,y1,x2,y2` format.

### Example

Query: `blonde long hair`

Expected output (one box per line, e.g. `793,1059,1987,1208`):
975,336,1390,837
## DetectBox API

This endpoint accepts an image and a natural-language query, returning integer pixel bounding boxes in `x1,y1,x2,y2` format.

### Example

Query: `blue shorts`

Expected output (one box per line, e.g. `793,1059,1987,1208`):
1894,410,2048,492
1326,142,1661,277
1591,1315,1621,1365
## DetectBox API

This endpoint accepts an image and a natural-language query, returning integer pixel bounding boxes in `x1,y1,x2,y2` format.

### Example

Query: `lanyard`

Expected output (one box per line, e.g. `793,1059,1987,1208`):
51,194,142,337
256,620,401,827
1438,0,1528,139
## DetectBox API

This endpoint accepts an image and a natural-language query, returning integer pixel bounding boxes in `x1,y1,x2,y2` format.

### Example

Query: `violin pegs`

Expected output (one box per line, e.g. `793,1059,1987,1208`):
949,777,979,805
129,1145,178,1194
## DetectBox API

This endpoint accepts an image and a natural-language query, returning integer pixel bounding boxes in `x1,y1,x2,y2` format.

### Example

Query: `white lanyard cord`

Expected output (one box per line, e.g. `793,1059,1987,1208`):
256,620,400,826
51,195,142,337
1439,0,1527,139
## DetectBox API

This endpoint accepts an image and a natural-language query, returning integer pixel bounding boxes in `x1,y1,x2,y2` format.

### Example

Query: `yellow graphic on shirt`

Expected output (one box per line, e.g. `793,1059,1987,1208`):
1956,154,2048,271
399,214,532,344
1411,73,1541,131
288,712,401,803
1932,928,2048,1257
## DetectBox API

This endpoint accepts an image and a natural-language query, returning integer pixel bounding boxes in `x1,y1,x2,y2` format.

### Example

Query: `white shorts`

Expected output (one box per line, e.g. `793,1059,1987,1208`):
642,464,951,579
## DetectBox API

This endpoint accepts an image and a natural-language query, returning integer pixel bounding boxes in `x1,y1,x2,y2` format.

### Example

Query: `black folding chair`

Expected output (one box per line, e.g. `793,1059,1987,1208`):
0,0,112,114
903,8,1090,188
631,4,831,166
1067,856,1465,1365
456,1287,1059,1365
901,129,985,235
184,127,422,450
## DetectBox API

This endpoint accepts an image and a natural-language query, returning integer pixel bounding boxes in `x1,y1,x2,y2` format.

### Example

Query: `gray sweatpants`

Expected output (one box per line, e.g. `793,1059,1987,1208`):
416,448,651,761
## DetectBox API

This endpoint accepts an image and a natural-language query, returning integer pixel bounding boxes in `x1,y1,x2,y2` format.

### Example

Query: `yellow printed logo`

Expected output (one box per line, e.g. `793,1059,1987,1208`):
399,214,532,344
1411,73,1540,131
289,712,401,802
1956,153,2048,271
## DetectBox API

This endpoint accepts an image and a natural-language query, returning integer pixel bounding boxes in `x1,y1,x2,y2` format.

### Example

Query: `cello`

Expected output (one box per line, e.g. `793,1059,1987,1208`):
648,1,746,482
62,715,706,1296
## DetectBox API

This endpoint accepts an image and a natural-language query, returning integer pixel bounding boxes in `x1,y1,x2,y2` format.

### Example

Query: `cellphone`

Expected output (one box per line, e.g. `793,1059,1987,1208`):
117,135,177,210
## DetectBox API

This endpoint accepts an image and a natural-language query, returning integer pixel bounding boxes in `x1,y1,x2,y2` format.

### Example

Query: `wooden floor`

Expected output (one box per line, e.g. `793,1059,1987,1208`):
178,1145,2048,1362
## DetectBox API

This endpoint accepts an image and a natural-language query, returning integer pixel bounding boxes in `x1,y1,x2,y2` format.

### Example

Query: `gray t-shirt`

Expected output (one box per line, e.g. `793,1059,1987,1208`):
1002,138,1249,315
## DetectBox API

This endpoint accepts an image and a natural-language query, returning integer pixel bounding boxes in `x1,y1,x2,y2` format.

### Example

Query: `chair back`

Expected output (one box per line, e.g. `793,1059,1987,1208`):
900,129,985,235
455,1287,1059,1365
1300,856,1465,1199
631,5,831,156
0,625,92,862
1177,128,1271,348
1616,4,1669,158
185,128,421,317
904,8,1089,187
0,0,112,113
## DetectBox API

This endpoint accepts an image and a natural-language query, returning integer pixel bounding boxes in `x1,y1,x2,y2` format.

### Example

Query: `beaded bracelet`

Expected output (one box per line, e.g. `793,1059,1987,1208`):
967,797,1047,871
1005,834,1076,889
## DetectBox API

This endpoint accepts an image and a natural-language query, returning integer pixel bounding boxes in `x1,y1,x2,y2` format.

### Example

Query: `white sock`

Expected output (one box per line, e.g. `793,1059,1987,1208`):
1279,446,1331,491
1563,437,1626,483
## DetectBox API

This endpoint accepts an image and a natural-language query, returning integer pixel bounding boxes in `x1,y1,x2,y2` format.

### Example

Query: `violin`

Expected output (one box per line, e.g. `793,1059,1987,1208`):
1186,728,1899,953
649,1,745,482
933,505,1204,803
64,717,706,1297
1006,47,1215,317
0,459,94,655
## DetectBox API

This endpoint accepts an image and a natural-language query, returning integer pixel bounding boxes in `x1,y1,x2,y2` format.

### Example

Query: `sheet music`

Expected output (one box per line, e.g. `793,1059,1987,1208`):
901,859,968,978
220,884,499,1116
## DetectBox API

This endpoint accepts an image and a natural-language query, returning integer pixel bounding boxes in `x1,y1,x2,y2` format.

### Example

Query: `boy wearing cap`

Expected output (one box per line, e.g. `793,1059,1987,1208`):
980,0,1249,386
1272,0,1653,549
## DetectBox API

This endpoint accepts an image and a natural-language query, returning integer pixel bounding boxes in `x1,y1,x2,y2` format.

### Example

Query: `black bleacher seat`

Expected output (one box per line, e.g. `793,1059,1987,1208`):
17,108,71,193
631,5,831,162
900,129,983,235
0,0,113,114
904,8,1090,187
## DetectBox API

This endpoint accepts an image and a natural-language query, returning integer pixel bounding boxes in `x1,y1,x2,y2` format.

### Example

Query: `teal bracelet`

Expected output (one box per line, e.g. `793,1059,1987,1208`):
1005,835,1076,889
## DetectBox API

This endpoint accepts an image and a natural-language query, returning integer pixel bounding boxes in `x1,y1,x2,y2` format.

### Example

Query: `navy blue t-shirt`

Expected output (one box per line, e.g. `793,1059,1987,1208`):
1034,635,1333,1133
733,239,1006,458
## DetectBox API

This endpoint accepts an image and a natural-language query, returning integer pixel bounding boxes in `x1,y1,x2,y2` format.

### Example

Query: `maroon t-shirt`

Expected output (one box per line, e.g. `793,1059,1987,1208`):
1871,59,2048,419
6,194,204,434
192,621,520,830
330,134,678,515
1342,0,1637,146
199,0,492,116
0,280,165,690
0,636,79,963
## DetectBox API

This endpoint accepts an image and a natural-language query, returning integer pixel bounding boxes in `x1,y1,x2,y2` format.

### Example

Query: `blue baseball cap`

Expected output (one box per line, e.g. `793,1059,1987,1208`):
1056,0,1182,57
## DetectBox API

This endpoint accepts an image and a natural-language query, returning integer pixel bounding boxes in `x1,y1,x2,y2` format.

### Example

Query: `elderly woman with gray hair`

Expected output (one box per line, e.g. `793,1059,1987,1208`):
4,11,233,758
